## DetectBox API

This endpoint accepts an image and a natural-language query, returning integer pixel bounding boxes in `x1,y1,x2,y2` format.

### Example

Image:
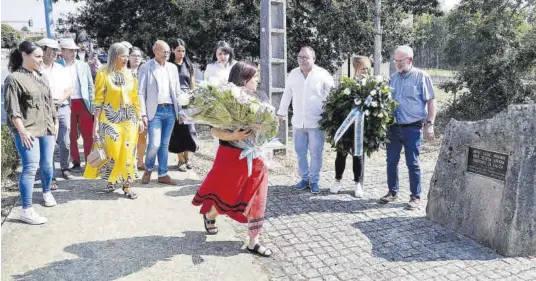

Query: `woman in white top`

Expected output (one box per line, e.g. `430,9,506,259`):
204,41,237,85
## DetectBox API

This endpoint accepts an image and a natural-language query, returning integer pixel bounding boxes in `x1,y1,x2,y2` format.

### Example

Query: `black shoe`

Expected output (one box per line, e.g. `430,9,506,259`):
71,163,82,171
379,191,398,204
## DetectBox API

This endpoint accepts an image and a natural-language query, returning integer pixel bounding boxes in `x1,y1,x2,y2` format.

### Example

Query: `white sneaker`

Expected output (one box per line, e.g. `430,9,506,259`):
20,208,47,225
354,182,364,198
43,192,57,207
330,180,342,194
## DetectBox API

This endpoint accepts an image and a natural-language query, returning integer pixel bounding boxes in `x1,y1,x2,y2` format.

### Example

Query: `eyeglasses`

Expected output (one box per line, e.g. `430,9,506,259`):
158,49,171,54
297,55,311,60
393,58,409,63
130,54,142,58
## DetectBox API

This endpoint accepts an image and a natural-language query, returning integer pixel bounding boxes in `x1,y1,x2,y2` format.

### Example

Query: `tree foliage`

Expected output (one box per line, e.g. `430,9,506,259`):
440,0,536,120
1,24,22,49
57,0,440,73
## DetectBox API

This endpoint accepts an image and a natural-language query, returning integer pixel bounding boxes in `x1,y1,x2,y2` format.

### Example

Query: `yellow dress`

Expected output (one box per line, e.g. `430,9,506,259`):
83,68,141,184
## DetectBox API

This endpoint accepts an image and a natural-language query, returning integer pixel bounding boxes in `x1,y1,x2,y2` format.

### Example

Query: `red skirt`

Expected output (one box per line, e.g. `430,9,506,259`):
192,145,268,223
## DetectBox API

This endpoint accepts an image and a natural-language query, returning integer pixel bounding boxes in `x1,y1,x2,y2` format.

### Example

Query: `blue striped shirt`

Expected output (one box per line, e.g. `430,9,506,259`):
389,67,435,125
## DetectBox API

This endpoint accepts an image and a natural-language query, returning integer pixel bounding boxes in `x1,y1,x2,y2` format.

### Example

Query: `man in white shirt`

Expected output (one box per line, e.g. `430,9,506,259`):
277,46,335,193
38,38,74,183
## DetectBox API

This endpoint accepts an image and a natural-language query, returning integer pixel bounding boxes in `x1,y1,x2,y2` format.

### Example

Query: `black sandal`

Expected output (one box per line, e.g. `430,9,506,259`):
247,244,272,257
122,185,138,200
203,214,218,235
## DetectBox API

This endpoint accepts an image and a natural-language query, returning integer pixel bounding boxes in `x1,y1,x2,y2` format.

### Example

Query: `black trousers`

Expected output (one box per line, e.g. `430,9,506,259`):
335,151,363,182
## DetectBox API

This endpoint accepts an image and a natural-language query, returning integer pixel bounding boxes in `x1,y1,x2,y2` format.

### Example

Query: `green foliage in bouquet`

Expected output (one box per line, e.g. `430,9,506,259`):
187,84,279,143
319,75,398,156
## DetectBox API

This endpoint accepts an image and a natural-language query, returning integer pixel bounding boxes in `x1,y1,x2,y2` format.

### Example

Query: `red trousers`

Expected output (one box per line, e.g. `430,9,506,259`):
70,99,94,165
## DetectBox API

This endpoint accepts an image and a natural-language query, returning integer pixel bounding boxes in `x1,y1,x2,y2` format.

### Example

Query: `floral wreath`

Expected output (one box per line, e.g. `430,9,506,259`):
319,74,398,156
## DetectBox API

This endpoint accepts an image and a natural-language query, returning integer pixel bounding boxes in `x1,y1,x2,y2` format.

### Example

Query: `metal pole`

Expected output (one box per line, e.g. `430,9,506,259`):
373,0,382,75
44,0,54,38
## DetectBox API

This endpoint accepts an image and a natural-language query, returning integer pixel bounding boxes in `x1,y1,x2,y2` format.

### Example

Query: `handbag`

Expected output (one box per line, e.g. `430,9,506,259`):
87,142,106,168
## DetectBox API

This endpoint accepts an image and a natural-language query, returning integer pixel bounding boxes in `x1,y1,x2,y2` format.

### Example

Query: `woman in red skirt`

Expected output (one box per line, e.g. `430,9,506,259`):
192,61,272,257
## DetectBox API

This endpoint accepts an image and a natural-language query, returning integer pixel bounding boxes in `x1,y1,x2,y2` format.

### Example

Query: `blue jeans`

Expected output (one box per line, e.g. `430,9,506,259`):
386,125,422,198
14,134,55,209
293,128,325,184
145,105,176,177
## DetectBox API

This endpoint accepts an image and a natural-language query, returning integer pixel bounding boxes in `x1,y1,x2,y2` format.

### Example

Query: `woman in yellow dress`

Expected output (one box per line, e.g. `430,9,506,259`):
84,42,144,199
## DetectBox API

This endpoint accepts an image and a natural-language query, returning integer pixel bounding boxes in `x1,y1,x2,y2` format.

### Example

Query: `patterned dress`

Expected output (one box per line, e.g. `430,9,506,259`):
83,68,141,184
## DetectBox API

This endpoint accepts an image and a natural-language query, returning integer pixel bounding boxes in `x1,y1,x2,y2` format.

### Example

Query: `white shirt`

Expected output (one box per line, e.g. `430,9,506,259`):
204,61,236,86
78,51,86,62
41,62,71,105
66,62,83,99
155,62,172,104
277,65,335,129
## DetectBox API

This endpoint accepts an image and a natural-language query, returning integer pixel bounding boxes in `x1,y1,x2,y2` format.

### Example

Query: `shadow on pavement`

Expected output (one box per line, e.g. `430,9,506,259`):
165,179,202,198
12,231,244,281
264,185,407,219
353,216,502,262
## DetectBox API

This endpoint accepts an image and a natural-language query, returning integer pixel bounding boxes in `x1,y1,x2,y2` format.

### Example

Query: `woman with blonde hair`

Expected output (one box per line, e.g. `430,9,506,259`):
84,42,144,199
330,55,371,197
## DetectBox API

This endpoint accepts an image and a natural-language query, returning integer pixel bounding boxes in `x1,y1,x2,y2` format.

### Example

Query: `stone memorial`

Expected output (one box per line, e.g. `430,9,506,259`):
427,104,536,256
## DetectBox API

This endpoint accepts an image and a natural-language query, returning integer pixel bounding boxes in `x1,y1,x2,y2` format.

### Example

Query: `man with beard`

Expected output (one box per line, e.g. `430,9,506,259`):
379,45,436,210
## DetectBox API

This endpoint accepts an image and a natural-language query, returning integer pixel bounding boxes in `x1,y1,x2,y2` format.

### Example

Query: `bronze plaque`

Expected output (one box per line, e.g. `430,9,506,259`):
467,147,508,181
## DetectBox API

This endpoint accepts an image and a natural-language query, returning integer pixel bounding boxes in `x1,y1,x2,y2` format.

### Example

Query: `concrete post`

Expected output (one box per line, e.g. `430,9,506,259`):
260,0,288,152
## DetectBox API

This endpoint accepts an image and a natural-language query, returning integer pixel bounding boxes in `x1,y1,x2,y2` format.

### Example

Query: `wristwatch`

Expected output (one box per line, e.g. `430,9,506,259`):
425,120,434,126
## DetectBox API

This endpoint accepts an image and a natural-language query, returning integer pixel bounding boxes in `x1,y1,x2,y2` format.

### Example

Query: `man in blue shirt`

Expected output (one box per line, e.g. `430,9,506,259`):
379,45,436,210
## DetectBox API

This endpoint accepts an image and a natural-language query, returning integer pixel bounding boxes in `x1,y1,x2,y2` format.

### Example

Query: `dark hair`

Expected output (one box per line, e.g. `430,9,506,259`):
211,41,235,65
228,61,257,87
169,38,194,76
75,30,89,44
127,46,144,69
8,41,40,72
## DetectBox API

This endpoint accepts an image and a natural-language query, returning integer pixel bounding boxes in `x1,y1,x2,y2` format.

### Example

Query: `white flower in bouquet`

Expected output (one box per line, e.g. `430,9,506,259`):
178,92,190,106
375,75,384,83
354,98,362,105
364,109,370,116
370,101,378,107
250,102,261,114
370,89,377,96
231,85,242,99
343,88,351,95
361,78,367,86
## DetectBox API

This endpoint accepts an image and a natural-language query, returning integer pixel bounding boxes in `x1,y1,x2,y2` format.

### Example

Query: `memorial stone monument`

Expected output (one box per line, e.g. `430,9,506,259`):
427,104,536,256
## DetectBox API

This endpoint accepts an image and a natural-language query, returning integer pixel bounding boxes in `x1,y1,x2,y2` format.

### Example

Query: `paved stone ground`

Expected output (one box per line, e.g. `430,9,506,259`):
191,130,536,281
2,130,536,280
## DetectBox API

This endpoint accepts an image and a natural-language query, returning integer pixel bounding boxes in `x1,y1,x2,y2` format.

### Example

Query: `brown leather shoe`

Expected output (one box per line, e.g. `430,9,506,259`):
141,171,152,184
157,175,176,185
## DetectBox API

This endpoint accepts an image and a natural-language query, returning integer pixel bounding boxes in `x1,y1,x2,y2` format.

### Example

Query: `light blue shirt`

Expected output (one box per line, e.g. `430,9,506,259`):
389,67,435,124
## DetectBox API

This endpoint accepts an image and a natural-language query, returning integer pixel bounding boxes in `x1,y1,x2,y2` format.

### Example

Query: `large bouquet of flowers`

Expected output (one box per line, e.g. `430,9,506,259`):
319,75,398,157
182,83,279,173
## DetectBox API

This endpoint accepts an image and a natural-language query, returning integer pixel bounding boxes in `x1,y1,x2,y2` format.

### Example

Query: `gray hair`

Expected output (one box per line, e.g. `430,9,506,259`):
300,46,316,60
395,45,414,58
107,42,129,72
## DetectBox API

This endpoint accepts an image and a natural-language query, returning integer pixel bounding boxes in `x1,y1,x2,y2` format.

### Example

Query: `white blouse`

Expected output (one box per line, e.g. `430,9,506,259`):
203,61,237,86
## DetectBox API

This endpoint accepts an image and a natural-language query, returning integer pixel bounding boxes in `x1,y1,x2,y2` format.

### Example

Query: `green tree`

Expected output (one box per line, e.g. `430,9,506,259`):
57,0,440,73
21,26,30,32
441,0,536,120
1,24,22,49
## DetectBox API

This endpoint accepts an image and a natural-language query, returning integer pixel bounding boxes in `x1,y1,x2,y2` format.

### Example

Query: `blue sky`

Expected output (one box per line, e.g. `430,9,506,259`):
1,0,461,32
